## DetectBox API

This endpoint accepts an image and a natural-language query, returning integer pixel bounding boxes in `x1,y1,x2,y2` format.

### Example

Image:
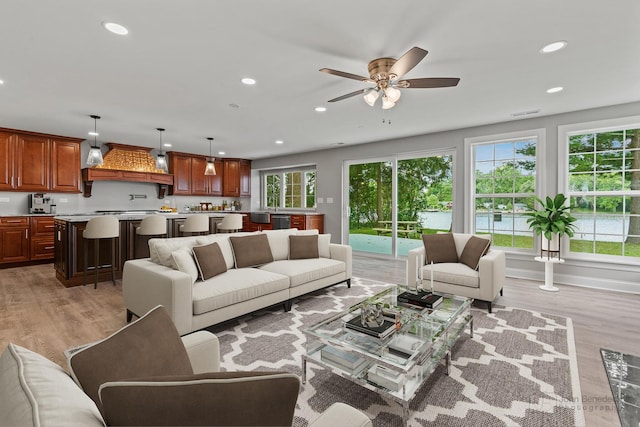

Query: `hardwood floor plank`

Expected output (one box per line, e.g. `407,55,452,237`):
1,256,637,426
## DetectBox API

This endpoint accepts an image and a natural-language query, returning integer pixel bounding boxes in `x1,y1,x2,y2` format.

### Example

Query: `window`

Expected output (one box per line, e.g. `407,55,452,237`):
560,117,640,259
263,168,316,209
465,129,544,250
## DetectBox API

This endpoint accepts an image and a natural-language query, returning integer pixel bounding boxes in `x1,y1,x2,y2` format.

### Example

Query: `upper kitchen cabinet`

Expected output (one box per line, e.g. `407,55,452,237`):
168,152,193,195
223,159,251,197
0,128,83,193
190,156,223,196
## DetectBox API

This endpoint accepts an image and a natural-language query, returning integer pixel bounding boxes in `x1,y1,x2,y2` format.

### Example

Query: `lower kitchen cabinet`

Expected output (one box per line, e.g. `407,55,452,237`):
30,216,55,261
0,216,55,265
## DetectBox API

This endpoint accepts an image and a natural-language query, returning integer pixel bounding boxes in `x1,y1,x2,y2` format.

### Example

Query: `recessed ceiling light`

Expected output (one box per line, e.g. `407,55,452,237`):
540,41,567,54
275,140,284,145
88,131,99,136
0,79,4,85
315,107,327,112
218,151,226,155
241,78,256,85
229,103,240,108
163,143,172,147
547,86,564,94
102,22,129,35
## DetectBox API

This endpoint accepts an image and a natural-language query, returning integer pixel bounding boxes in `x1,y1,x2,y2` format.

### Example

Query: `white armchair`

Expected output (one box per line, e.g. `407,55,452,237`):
406,233,505,312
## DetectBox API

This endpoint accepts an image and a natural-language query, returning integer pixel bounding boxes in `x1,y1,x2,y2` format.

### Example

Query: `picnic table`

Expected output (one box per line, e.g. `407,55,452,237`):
372,220,421,238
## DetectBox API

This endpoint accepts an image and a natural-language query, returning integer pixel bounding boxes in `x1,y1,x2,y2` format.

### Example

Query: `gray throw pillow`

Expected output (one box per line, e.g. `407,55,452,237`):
459,235,491,270
192,242,227,280
68,306,193,415
422,233,458,264
229,234,274,268
100,372,300,427
289,235,319,259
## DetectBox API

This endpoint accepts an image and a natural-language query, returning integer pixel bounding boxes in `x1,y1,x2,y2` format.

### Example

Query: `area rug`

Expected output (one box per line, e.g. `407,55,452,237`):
208,277,585,427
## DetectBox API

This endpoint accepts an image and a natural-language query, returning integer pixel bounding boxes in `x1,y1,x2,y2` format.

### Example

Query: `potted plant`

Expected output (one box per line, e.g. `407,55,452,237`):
525,193,578,258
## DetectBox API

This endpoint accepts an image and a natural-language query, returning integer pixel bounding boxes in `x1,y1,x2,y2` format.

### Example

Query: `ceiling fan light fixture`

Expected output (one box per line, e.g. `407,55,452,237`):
363,89,379,107
204,137,216,176
155,128,168,172
384,86,401,103
381,95,395,110
86,115,103,166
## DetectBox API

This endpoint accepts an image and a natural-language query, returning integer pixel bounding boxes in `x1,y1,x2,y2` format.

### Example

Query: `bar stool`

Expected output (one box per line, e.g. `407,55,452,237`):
179,214,210,236
83,215,119,289
217,214,243,233
135,215,167,258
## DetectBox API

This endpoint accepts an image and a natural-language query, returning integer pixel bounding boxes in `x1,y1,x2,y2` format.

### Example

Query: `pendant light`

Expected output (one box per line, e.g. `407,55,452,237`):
86,115,104,166
204,137,216,175
156,128,168,172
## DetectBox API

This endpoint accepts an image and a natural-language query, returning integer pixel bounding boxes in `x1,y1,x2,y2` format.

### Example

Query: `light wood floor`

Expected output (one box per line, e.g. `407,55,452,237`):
1,257,638,427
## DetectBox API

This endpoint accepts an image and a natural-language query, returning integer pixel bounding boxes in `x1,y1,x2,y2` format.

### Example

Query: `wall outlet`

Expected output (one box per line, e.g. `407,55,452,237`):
59,198,68,203
317,197,324,204
0,197,9,203
326,197,334,204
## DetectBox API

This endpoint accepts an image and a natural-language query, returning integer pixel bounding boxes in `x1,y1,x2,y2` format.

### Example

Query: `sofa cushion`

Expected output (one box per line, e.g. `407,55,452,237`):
264,229,298,261
0,343,104,427
68,306,193,414
260,258,345,288
289,234,319,259
149,236,201,267
171,248,199,284
422,263,480,288
197,233,248,270
230,234,274,268
422,233,458,264
192,269,289,314
192,242,227,280
459,235,491,270
99,372,300,427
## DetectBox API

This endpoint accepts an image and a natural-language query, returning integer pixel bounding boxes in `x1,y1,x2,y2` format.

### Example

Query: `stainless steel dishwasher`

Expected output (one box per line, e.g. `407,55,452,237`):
272,214,291,229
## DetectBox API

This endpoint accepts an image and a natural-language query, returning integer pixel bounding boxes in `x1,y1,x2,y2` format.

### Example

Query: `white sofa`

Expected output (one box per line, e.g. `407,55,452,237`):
123,228,352,335
406,233,505,312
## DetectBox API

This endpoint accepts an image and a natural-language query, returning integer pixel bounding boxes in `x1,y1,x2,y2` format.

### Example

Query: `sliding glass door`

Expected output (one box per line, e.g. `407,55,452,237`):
345,151,454,257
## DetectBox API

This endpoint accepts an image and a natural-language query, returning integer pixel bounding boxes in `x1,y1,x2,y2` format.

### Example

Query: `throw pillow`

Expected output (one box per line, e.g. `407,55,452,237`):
459,235,491,270
192,242,227,280
318,233,331,258
0,343,104,427
99,372,300,427
422,233,458,264
68,306,193,415
289,235,319,259
170,248,199,284
229,234,274,268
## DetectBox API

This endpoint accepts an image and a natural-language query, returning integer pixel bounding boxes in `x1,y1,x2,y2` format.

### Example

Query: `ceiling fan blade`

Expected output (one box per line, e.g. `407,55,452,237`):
400,77,460,88
328,88,370,103
319,68,371,82
388,47,428,78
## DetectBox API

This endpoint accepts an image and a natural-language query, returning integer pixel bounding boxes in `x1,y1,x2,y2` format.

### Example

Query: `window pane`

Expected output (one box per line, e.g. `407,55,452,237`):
595,151,623,171
475,144,493,161
595,131,625,151
569,153,594,172
305,171,316,208
569,134,594,154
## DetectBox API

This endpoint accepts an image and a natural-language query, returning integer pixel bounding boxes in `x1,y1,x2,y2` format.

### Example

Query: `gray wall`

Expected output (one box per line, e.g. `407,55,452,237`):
252,101,640,293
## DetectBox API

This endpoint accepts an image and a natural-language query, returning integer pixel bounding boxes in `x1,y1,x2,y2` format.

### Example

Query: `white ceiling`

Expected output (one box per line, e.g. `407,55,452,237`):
1,0,639,160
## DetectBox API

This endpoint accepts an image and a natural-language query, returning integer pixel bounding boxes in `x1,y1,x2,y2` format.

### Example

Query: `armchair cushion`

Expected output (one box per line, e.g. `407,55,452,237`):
68,306,193,414
192,242,227,280
459,235,491,270
99,372,300,426
422,233,458,264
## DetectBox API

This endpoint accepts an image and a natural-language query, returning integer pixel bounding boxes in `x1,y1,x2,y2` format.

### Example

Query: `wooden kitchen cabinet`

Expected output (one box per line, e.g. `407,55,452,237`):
169,152,193,195
0,217,30,263
30,216,55,261
290,214,324,233
0,128,83,193
239,159,251,196
170,152,246,197
223,159,252,197
190,157,224,196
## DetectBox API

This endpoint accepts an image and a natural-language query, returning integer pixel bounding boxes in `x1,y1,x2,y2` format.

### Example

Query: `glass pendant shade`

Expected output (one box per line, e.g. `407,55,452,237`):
384,86,401,103
156,128,168,172
86,115,103,166
363,90,379,107
204,137,216,175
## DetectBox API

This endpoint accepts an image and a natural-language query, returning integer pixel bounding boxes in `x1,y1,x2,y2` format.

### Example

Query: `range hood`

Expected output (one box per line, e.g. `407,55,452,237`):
82,143,174,199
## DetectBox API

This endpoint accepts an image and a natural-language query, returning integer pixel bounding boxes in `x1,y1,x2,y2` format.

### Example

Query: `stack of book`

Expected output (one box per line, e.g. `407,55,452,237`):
320,345,368,374
367,365,404,392
397,290,442,309
345,316,397,339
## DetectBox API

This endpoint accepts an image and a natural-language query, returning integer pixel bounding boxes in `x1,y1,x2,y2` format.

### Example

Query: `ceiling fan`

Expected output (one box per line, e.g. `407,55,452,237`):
319,46,460,109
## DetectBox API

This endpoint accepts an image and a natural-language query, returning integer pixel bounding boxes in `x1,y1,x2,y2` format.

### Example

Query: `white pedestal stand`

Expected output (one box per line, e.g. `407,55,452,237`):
534,257,564,292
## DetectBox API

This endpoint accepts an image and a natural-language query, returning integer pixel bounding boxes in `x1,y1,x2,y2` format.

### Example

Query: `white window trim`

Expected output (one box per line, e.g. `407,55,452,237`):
464,128,546,253
558,115,640,263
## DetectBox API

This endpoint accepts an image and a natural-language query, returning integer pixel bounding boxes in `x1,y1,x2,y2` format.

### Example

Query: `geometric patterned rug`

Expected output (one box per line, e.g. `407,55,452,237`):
208,277,585,427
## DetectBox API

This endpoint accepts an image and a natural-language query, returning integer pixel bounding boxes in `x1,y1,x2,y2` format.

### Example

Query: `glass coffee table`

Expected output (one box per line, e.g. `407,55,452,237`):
302,286,472,425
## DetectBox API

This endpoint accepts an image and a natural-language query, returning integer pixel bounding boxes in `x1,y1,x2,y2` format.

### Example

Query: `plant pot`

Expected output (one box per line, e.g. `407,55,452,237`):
541,234,561,260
